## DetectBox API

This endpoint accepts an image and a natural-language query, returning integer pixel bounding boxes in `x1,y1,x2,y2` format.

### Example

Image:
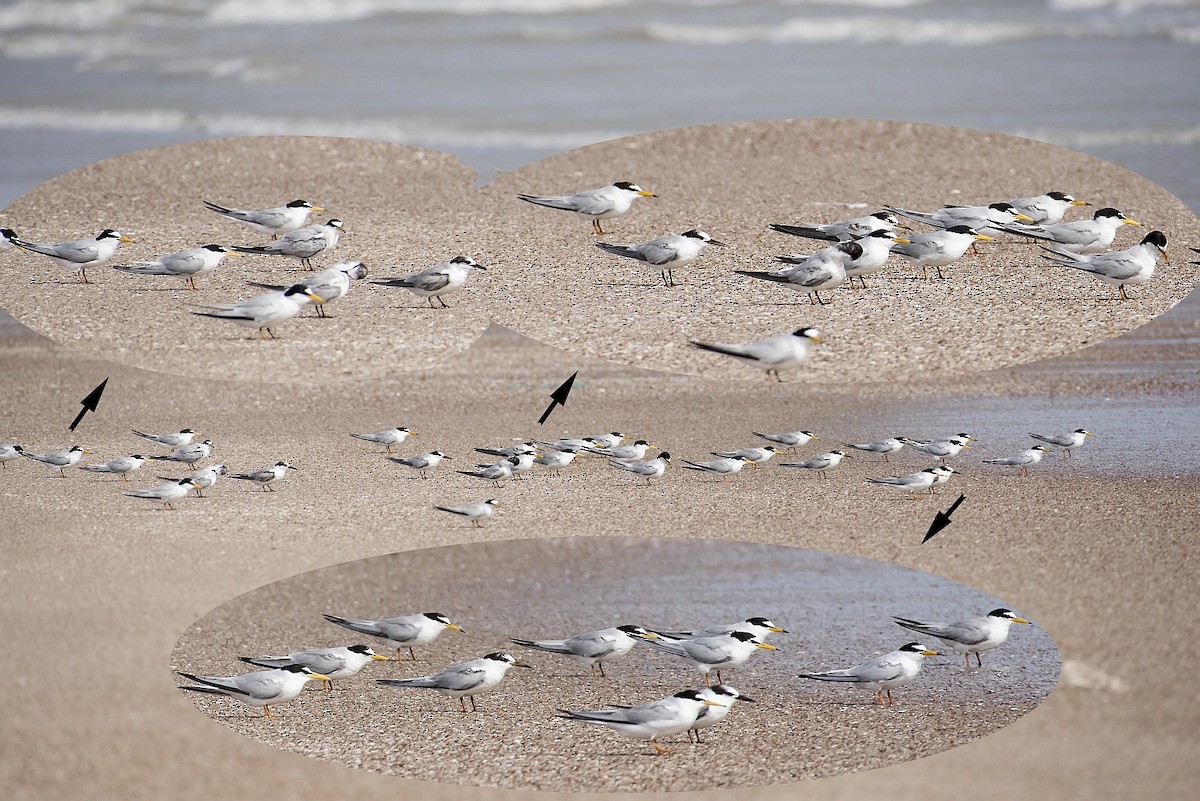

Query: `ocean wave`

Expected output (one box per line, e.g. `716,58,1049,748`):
644,16,1059,45
1015,124,1200,148
0,105,626,150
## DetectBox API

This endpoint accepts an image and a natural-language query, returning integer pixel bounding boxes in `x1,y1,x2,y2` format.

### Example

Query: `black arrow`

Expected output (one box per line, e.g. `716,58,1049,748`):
923,493,966,544
538,371,578,425
69,378,109,432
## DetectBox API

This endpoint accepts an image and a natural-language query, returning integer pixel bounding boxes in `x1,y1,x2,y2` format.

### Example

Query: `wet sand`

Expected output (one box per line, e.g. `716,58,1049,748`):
0,122,1197,386
171,538,1059,792
2,314,1199,799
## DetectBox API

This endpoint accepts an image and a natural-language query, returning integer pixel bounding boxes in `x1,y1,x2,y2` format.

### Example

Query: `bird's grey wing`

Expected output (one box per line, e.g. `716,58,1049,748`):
435,664,489,692
569,630,621,659
884,206,938,228
852,654,907,682
636,240,681,265
376,617,424,642
408,269,453,292
566,189,615,216
161,252,209,275
517,193,577,210
1085,254,1143,280
324,614,387,638
52,241,103,264
596,242,646,261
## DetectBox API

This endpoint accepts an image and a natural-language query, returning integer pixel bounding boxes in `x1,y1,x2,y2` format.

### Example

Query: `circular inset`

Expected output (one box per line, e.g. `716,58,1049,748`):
173,536,1059,792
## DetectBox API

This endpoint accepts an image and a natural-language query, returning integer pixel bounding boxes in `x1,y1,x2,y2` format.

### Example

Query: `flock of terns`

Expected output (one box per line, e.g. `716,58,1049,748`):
177,605,1034,755
1,424,1093,519
0,178,1180,380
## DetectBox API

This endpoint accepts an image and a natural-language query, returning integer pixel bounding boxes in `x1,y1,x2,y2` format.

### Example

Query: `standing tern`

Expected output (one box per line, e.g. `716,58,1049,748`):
799,642,939,706
193,284,326,338
323,611,464,661
372,256,486,308
690,327,821,382
636,629,777,686
146,439,213,467
845,437,905,462
458,456,520,487
247,260,368,318
1029,428,1093,458
534,447,580,475
10,229,134,283
690,684,754,743
230,461,298,491
132,428,199,449
996,207,1140,254
884,201,1034,234
203,198,323,238
239,644,389,691
610,452,671,485
113,244,240,290
901,437,972,463
583,439,653,461
893,608,1031,670
0,444,24,468
890,225,993,280
475,441,537,459
1003,191,1089,225
177,663,330,719
842,229,908,287
769,210,907,242
168,463,227,497
350,427,415,453
752,430,817,452
377,651,529,712
737,242,857,304
559,689,721,755
982,445,1051,476
125,477,197,509
517,181,656,234
435,498,501,527
866,466,953,500
234,219,343,270
1041,230,1168,300
389,451,451,478
80,454,147,482
22,445,88,477
681,454,750,481
596,229,724,287
710,446,778,466
651,617,788,642
780,450,846,478
510,625,658,677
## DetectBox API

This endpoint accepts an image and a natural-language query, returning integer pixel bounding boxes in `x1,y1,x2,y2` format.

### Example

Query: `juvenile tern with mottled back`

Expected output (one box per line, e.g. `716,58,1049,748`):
231,461,298,491
610,452,671,485
377,651,529,712
597,229,724,286
388,451,451,478
799,642,939,706
737,243,856,304
233,219,343,270
690,327,821,381
373,256,486,308
518,181,656,234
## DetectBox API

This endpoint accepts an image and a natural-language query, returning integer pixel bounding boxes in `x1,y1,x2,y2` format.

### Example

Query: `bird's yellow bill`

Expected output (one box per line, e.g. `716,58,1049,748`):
637,190,657,197
1012,617,1032,625
974,234,994,241
756,643,778,651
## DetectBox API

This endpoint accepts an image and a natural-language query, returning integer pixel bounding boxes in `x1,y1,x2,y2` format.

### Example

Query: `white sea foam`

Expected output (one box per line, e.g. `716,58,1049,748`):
645,16,1076,46
1016,124,1200,148
0,104,624,150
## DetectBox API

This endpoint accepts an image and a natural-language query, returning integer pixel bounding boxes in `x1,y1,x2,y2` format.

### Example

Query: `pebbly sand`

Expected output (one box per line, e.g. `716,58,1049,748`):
2,121,1199,801
0,121,1197,385
170,537,1060,792
2,313,1199,799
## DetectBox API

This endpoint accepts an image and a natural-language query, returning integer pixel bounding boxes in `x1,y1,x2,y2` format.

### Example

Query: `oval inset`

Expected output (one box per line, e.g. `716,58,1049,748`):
172,536,1059,792
479,119,1199,381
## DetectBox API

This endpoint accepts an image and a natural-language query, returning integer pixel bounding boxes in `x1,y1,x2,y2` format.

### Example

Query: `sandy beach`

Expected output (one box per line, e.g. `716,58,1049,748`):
2,292,1199,798
0,122,1196,385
